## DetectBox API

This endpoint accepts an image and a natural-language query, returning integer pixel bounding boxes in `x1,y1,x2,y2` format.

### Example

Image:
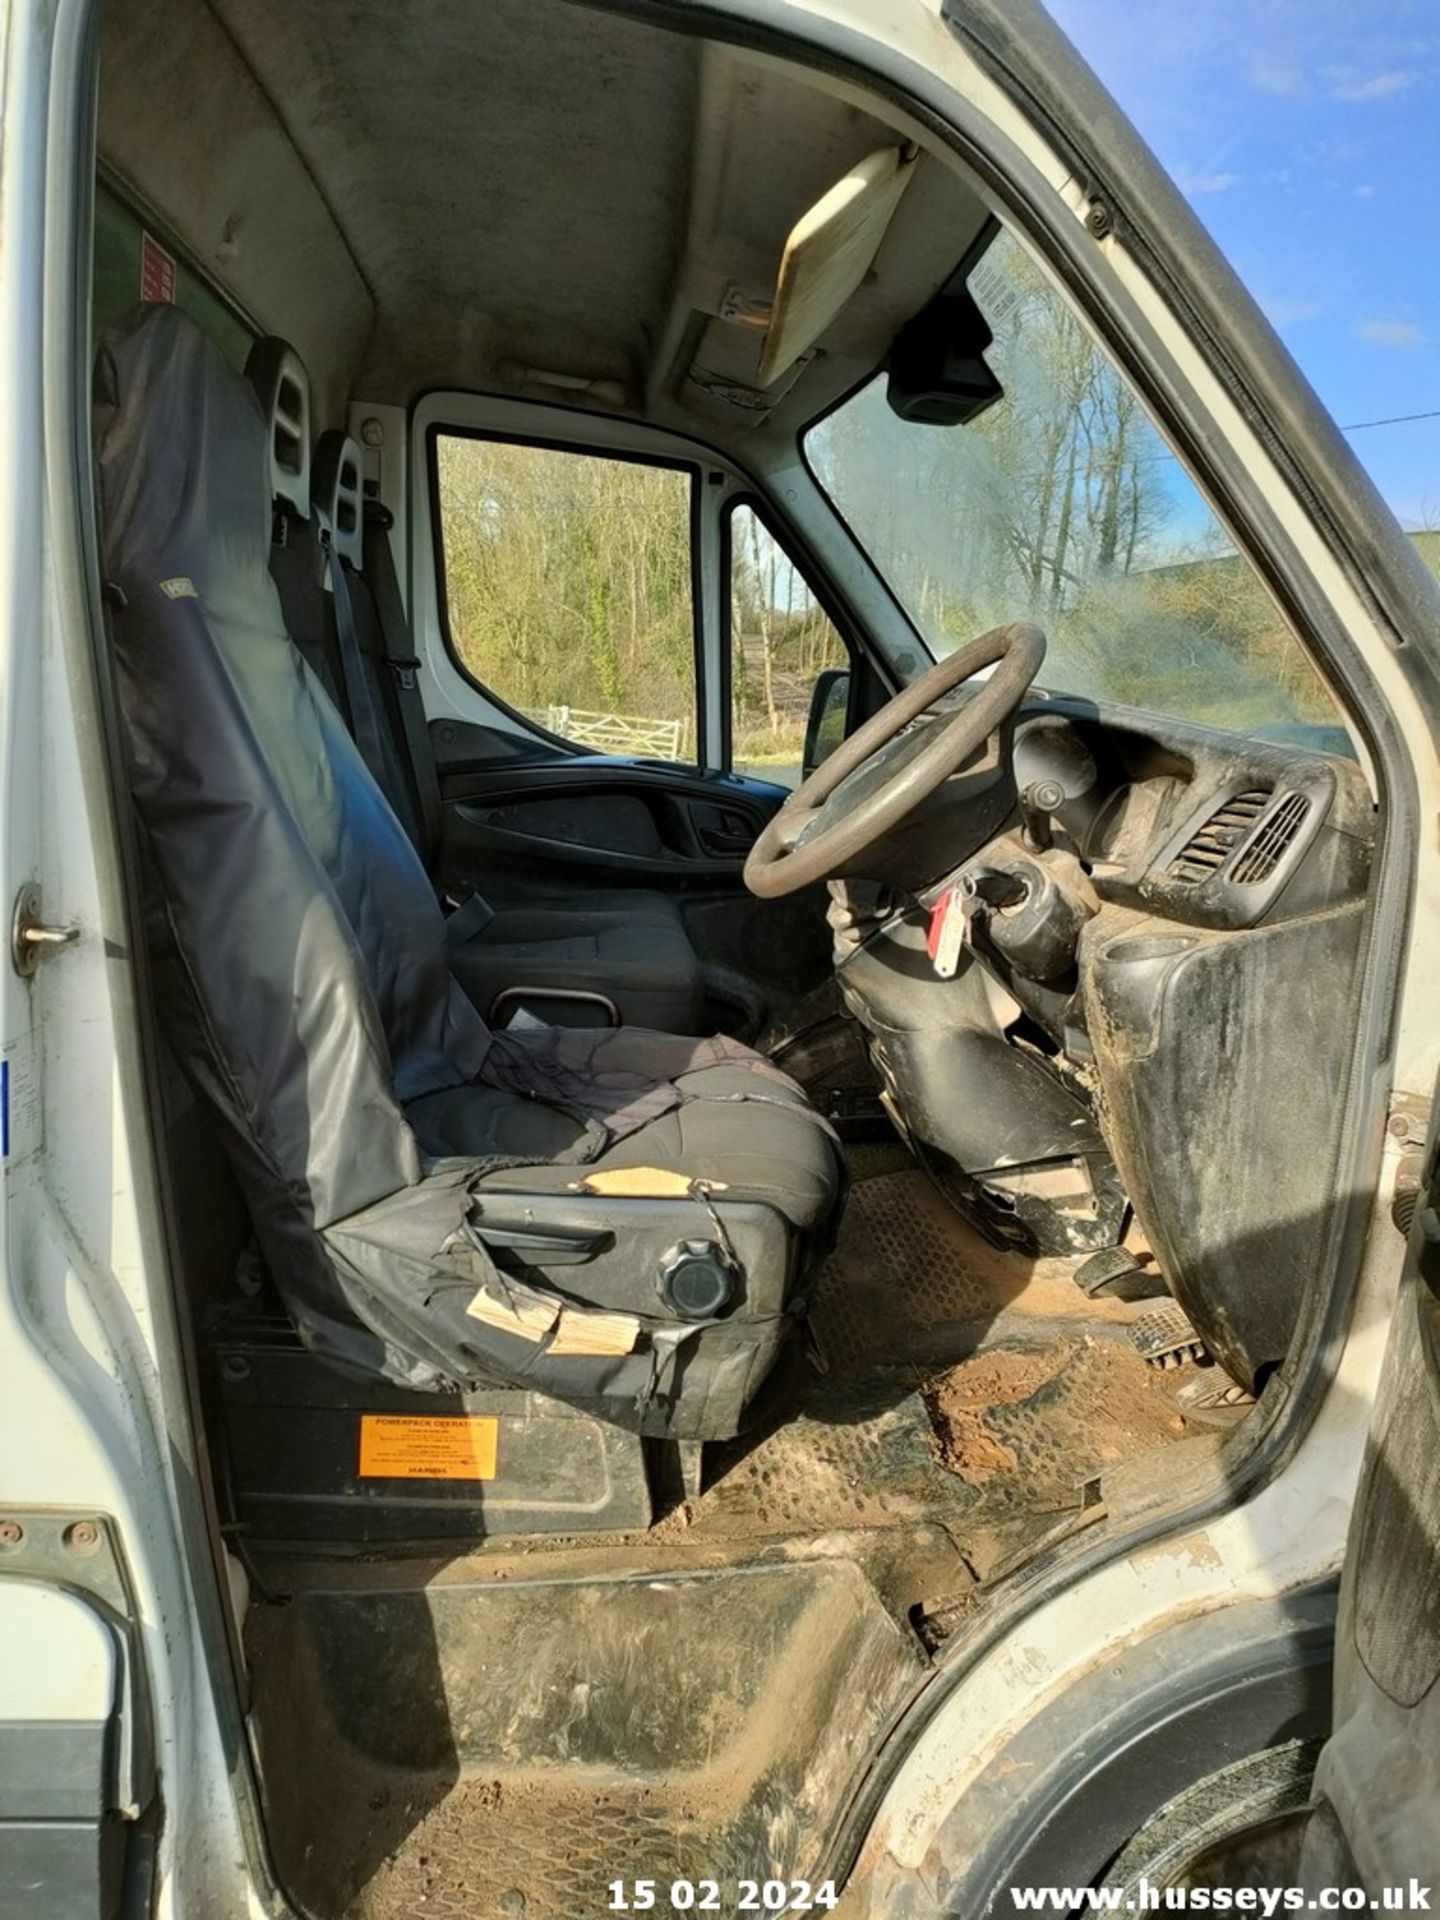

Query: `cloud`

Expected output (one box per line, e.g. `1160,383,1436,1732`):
1352,183,1377,199
1249,59,1422,105
1178,167,1242,195
1329,69,1414,102
1356,319,1426,349
1264,296,1323,330
1248,54,1306,97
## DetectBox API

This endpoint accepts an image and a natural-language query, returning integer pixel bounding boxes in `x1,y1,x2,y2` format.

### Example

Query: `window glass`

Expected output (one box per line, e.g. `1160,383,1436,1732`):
92,183,254,368
729,503,847,786
435,436,698,762
806,229,1346,750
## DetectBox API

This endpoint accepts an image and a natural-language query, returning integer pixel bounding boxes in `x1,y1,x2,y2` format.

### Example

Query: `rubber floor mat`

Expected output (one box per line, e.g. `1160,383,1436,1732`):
355,1781,723,1919
244,1168,1197,1920
809,1168,1145,1374
248,1560,923,1920
267,1330,1185,1919
657,1373,984,1539
924,1335,1188,1517
661,1336,1184,1549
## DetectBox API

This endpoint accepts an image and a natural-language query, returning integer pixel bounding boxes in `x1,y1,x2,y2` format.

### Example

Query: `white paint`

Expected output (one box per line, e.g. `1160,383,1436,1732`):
0,1583,116,1720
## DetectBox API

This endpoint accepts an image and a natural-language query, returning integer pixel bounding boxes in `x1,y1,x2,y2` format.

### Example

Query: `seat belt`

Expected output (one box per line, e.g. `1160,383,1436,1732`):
362,500,443,862
324,535,392,792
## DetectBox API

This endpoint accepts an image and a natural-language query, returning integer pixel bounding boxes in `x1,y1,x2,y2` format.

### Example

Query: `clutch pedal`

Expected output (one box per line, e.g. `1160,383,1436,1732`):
1130,1299,1207,1369
1074,1246,1168,1303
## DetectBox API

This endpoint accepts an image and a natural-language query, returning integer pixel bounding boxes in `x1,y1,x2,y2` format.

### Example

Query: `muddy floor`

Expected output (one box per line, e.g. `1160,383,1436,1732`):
926,1334,1186,1488
246,1165,1213,1920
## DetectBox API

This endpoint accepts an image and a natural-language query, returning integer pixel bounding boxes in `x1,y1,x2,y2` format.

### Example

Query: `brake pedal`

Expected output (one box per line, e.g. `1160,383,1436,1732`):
1130,1300,1207,1369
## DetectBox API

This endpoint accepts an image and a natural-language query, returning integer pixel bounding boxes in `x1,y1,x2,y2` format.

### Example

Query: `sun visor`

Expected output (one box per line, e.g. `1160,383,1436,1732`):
758,145,918,389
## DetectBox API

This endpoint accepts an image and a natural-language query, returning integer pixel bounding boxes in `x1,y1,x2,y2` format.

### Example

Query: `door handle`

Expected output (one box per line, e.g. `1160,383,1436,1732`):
698,829,755,857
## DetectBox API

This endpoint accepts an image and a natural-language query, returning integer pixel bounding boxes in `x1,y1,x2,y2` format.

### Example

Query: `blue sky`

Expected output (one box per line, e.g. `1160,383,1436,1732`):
1047,0,1439,528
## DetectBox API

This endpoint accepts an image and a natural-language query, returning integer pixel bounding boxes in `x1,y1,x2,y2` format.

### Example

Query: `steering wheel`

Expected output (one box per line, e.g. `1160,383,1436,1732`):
743,621,1046,899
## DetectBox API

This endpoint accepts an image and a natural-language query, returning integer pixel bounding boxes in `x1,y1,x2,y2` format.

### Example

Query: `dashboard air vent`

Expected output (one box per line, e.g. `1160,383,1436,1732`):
1168,789,1271,884
1231,791,1311,884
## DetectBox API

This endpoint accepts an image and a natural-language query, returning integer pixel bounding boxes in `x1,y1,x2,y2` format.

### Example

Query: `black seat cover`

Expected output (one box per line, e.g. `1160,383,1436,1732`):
95,305,842,1436
299,417,705,1031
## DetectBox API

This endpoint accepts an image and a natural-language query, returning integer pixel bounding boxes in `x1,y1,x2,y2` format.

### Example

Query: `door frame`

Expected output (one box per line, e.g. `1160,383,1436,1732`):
410,390,749,771
407,388,908,778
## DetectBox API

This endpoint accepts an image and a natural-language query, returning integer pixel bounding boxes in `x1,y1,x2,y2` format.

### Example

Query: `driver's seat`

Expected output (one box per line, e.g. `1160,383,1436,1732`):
95,304,844,1438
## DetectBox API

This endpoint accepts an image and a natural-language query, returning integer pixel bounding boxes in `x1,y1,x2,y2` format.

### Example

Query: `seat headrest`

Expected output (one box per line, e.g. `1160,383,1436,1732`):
312,430,364,570
98,304,273,592
244,335,311,520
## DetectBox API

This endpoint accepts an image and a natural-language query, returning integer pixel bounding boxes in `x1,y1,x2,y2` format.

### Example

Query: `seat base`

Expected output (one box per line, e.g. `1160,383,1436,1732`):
407,1028,840,1234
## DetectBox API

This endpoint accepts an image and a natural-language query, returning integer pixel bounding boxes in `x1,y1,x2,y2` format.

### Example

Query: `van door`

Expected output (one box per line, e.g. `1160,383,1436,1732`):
408,406,884,1039
1304,1076,1440,1898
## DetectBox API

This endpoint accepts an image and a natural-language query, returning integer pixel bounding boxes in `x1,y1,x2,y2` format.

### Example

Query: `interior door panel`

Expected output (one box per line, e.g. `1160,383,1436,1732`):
438,750,783,890
430,719,835,1027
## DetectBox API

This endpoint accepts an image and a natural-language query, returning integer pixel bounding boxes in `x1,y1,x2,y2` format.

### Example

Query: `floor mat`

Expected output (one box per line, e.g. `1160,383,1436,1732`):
249,1559,924,1920
808,1168,1147,1374
245,1166,1198,1920
662,1334,1184,1563
925,1335,1187,1516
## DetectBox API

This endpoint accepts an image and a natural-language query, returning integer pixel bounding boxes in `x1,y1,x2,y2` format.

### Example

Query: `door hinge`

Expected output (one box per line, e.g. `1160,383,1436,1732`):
11,883,80,977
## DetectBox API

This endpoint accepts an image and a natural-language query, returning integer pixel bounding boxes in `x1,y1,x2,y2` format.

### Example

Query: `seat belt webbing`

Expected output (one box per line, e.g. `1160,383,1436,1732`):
444,890,495,946
326,539,392,792
363,502,443,861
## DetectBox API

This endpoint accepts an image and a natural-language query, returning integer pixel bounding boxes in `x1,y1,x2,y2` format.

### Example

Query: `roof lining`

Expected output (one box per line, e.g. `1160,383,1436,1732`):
98,0,990,448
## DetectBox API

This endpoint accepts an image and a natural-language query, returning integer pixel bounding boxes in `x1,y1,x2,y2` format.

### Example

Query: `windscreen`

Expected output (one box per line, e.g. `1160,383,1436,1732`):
806,229,1347,750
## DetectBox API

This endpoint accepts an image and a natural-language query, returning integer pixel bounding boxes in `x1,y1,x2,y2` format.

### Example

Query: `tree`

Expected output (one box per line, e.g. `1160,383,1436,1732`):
806,230,1343,738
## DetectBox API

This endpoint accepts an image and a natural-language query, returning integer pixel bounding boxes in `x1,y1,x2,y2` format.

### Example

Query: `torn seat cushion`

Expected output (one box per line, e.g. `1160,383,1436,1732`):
409,1028,836,1230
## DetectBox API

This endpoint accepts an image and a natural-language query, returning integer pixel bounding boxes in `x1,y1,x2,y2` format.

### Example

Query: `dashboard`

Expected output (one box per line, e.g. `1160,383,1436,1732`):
1008,698,1374,935
842,692,1378,1388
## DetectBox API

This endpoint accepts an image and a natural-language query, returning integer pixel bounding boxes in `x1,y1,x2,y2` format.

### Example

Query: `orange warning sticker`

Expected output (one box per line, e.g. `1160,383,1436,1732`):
358,1414,499,1481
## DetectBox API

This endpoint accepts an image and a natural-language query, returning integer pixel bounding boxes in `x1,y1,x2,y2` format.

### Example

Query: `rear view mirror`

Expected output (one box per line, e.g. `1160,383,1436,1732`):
804,669,850,778
887,288,1004,426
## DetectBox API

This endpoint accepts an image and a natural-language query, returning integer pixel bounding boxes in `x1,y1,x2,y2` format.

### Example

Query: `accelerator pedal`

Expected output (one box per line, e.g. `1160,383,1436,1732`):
1174,1369,1256,1427
1130,1299,1207,1370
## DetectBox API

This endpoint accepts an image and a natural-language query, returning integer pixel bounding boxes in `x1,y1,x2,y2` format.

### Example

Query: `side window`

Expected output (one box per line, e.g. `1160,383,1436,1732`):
93,183,255,369
728,503,848,787
435,435,698,763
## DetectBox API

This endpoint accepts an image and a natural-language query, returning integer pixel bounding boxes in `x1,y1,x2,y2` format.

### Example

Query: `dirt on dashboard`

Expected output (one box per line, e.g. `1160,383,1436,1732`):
925,1334,1187,1491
